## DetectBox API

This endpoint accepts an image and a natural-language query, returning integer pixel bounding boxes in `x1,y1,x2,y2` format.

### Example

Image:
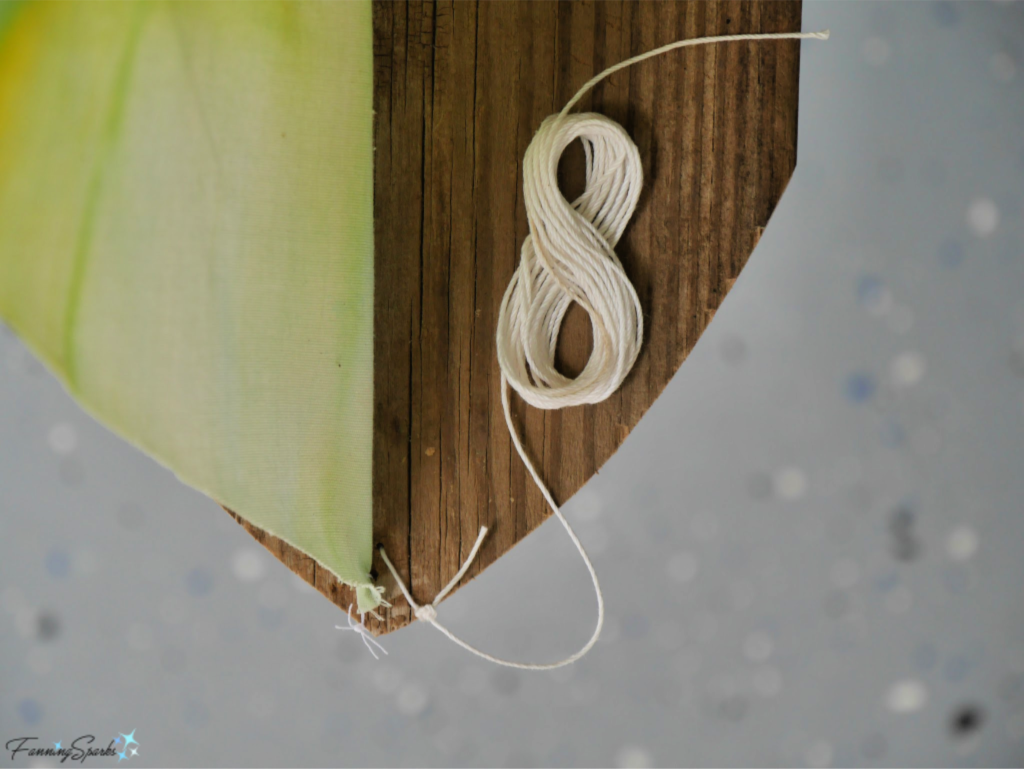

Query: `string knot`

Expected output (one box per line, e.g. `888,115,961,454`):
415,604,438,623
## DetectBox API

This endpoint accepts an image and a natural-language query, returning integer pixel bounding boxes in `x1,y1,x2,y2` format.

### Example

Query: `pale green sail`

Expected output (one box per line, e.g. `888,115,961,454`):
0,1,379,610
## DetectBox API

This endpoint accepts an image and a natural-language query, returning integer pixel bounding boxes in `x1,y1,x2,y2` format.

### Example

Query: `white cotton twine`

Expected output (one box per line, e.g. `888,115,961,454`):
373,28,830,669
336,605,388,660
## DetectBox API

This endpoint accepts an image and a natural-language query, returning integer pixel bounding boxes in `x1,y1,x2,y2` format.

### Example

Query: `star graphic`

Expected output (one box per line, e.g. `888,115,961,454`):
54,742,62,750
113,736,122,745
130,747,139,757
117,751,127,762
120,730,138,749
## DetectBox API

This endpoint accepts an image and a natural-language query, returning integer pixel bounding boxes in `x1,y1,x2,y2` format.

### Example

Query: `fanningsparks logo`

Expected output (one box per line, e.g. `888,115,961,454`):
5,730,139,763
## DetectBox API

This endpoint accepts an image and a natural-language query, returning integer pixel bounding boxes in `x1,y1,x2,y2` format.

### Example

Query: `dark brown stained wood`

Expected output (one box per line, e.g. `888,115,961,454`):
229,0,804,635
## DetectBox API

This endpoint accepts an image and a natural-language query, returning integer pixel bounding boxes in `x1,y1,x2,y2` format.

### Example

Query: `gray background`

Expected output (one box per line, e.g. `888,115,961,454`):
3,2,1024,766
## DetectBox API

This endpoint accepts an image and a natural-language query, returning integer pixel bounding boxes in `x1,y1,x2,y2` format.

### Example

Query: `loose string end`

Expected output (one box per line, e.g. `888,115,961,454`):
377,463,604,670
560,27,832,115
336,604,388,660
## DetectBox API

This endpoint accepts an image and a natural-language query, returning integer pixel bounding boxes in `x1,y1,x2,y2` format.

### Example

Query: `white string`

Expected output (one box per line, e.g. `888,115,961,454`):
377,28,830,670
560,29,830,117
335,604,389,660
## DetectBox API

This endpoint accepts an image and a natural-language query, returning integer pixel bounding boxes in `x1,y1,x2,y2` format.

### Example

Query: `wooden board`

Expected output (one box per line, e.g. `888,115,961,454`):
228,0,803,635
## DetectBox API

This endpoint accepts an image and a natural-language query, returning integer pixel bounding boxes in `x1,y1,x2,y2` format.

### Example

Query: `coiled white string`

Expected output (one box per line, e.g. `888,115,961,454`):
377,28,830,669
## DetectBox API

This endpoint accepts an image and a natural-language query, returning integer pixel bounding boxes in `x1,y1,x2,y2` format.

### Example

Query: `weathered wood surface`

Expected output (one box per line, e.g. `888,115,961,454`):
230,0,803,635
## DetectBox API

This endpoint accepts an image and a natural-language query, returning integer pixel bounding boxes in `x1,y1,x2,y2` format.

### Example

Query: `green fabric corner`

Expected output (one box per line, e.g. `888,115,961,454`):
0,1,379,612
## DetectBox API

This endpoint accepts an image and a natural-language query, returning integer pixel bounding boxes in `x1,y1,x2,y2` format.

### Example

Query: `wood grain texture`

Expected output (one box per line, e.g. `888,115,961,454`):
228,0,803,636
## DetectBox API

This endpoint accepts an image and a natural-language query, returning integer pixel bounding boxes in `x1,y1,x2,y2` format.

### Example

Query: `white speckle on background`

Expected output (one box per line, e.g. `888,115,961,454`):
232,550,266,583
890,352,926,387
47,422,77,454
886,679,928,713
775,467,808,500
396,682,429,716
946,525,979,561
967,197,999,237
616,745,653,769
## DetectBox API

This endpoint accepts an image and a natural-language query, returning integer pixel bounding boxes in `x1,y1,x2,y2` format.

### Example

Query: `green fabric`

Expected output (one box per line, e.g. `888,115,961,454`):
0,1,380,611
